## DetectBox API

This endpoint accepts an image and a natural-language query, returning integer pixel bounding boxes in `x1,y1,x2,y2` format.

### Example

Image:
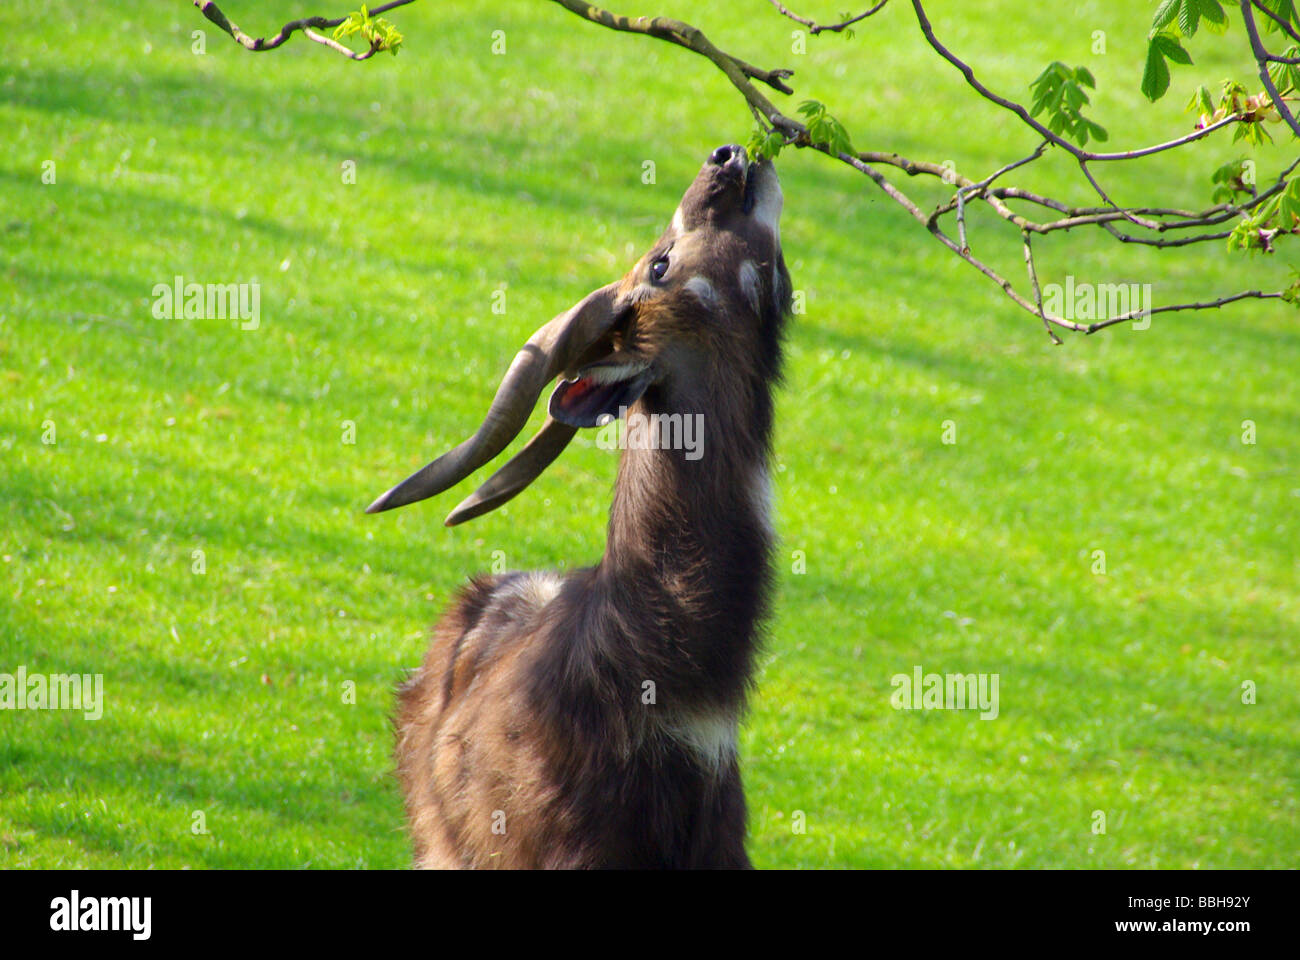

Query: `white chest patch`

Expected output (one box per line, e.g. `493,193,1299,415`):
664,710,739,773
496,571,563,613
749,462,774,537
750,163,784,236
738,260,761,315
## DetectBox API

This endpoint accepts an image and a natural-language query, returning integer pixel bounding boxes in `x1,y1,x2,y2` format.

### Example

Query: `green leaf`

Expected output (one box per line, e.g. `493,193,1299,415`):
1258,0,1300,35
1187,84,1215,115
1153,33,1193,65
1241,120,1275,146
332,6,403,53
1178,0,1201,36
796,100,825,120
333,11,364,40
1222,78,1249,99
1030,65,1059,92
1269,48,1300,95
1142,41,1172,100
1030,61,1106,144
745,127,786,163
1151,0,1182,32
1226,219,1255,251
1199,0,1228,31
1282,270,1300,303
1210,158,1252,193
1269,59,1289,95
797,100,854,154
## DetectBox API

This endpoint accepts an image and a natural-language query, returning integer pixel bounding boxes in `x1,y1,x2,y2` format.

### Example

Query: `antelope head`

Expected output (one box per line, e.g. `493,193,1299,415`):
366,143,789,524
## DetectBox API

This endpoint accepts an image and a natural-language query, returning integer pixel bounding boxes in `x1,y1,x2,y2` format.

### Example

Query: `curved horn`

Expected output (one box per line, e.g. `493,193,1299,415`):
443,416,577,526
366,282,621,514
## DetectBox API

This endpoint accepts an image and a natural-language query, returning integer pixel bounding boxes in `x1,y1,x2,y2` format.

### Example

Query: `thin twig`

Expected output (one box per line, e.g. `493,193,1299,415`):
193,0,415,54
1078,160,1161,230
303,27,382,59
767,0,890,35
1085,291,1284,333
910,0,1243,162
1022,231,1060,344
1252,0,1300,45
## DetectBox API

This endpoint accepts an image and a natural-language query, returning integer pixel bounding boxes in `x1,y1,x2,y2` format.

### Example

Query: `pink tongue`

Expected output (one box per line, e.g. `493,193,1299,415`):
564,377,598,402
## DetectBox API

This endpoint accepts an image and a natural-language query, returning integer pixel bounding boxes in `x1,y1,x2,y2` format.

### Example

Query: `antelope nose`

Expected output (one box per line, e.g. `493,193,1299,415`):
710,144,743,166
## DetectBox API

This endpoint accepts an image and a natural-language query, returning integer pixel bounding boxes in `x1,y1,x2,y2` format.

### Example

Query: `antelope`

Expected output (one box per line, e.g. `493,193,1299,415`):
367,144,790,868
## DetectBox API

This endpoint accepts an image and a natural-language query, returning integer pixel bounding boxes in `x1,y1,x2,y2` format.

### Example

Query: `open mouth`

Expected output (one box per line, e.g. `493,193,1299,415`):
548,360,653,428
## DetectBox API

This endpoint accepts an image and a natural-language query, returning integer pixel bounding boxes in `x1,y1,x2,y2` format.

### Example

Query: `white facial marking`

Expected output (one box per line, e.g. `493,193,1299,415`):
626,282,656,304
683,275,716,305
583,360,650,384
738,260,761,314
671,205,687,235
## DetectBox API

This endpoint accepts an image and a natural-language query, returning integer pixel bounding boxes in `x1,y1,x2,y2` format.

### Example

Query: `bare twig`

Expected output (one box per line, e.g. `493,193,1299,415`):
303,27,382,59
551,1,799,126
1078,160,1161,230
1084,291,1284,333
1022,232,1061,344
767,1,890,35
955,188,969,253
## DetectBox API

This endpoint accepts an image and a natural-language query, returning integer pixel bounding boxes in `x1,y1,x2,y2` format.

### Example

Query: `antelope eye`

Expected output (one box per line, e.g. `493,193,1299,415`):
650,257,670,282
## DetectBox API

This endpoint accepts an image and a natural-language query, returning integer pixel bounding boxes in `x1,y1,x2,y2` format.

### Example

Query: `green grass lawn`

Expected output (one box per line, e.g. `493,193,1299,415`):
1,0,1296,868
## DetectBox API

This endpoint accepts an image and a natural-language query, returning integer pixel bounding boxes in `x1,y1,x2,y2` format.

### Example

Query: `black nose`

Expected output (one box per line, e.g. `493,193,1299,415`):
710,144,743,166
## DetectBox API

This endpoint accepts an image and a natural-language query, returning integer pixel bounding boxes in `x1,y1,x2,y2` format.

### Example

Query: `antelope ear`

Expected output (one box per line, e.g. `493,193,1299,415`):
548,360,652,429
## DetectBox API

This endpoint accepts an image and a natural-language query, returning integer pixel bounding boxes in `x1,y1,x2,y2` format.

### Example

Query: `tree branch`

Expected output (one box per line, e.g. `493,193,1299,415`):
767,1,890,35
193,0,415,55
1241,0,1300,139
548,0,1299,335
1252,0,1300,45
1022,231,1061,344
189,0,1298,338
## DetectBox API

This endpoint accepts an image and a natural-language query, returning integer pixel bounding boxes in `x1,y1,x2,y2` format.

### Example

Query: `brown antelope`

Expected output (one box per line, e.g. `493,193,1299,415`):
367,144,790,868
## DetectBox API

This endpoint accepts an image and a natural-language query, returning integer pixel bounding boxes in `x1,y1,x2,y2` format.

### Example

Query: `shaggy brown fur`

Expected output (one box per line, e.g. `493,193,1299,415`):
390,146,790,868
